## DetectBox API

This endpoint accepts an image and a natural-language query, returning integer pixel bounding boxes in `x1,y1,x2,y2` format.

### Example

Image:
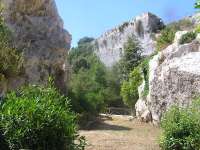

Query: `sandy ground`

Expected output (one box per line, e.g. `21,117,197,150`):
80,115,161,150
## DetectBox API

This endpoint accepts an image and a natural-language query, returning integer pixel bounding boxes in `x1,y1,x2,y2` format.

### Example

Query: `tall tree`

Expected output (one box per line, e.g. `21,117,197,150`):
120,36,142,80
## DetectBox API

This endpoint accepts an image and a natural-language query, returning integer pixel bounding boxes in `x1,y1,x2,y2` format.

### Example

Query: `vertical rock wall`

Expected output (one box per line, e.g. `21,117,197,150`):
136,31,200,124
1,0,71,94
95,13,164,67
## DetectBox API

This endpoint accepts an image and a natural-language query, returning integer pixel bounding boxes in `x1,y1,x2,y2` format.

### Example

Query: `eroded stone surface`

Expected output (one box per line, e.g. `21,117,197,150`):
136,31,200,124
94,12,164,67
1,0,71,94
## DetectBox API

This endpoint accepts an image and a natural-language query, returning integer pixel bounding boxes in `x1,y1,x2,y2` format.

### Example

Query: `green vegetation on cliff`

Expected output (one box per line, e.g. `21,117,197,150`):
0,5,22,81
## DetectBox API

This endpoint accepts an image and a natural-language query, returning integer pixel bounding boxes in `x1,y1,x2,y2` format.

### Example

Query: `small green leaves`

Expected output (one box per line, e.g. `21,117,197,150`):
0,84,85,150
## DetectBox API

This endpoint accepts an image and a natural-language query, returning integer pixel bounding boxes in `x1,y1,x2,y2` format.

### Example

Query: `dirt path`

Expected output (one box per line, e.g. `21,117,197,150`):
80,115,161,150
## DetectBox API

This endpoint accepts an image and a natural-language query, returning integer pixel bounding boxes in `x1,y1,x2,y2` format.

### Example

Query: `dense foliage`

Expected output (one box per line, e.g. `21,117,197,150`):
179,31,197,44
160,98,200,150
0,4,22,80
119,37,144,115
0,81,85,150
120,67,143,115
119,36,143,80
68,37,123,120
156,27,176,51
195,0,200,8
105,63,123,107
195,25,200,34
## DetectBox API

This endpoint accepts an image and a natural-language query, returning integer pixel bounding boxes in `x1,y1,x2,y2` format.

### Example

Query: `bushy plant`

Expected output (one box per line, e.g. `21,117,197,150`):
69,37,123,121
0,81,85,150
195,25,200,34
195,0,200,9
179,31,196,45
156,27,176,51
69,68,106,115
104,63,124,107
160,98,200,150
120,67,143,115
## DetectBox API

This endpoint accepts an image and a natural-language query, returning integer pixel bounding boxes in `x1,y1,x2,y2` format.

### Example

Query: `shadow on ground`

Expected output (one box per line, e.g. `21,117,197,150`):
88,121,132,131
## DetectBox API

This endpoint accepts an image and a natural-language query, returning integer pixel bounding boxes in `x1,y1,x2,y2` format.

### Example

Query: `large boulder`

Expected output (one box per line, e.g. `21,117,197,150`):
94,12,164,67
136,31,200,125
135,81,151,122
1,0,71,94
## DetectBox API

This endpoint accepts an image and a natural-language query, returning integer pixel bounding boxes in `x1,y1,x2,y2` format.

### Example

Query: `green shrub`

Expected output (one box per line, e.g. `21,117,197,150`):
195,0,200,9
179,32,196,45
120,67,143,115
156,27,176,51
160,98,200,150
69,37,123,121
0,81,85,150
195,25,200,34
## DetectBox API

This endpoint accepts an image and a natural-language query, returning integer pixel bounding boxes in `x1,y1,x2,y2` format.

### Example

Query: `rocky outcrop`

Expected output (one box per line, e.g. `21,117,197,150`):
1,0,71,94
135,81,151,122
94,12,164,67
136,31,200,125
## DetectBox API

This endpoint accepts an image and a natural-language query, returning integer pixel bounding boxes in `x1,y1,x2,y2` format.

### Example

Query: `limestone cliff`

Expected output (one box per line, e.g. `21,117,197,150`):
94,12,164,67
136,30,200,125
1,0,71,94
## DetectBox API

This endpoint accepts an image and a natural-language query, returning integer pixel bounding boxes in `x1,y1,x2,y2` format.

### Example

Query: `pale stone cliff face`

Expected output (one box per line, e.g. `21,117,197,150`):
136,31,200,125
1,0,71,94
94,12,164,67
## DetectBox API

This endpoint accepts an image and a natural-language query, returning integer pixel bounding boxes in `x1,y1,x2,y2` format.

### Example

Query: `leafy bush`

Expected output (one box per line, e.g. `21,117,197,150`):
156,27,176,51
69,68,106,115
120,67,143,115
104,63,124,107
179,32,196,45
0,81,85,150
195,0,200,8
160,98,200,150
69,37,123,122
195,25,200,34
0,4,22,78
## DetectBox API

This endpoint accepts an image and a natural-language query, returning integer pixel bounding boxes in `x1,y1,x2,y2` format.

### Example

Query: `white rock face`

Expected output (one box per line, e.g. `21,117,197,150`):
135,81,151,122
1,0,71,94
187,13,200,25
136,31,200,124
95,12,164,67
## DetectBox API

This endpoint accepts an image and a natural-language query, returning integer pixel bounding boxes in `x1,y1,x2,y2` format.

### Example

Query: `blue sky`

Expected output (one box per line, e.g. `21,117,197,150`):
56,0,196,47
